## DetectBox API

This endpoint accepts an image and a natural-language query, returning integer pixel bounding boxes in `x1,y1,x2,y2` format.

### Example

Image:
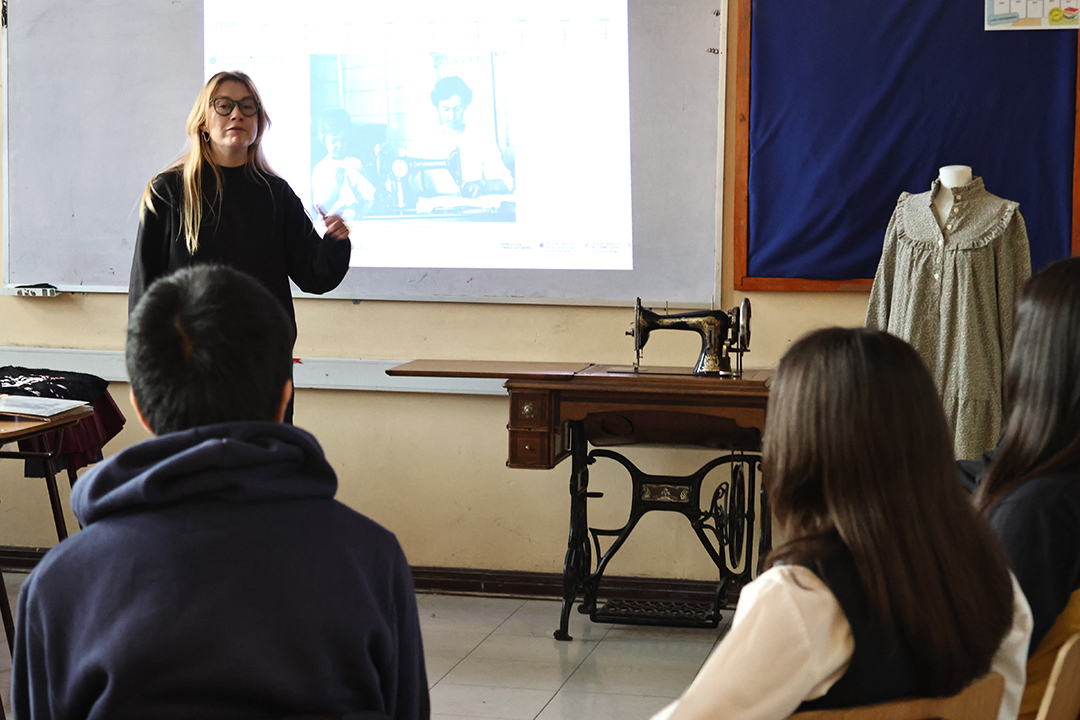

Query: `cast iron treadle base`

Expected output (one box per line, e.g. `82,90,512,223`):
590,598,721,628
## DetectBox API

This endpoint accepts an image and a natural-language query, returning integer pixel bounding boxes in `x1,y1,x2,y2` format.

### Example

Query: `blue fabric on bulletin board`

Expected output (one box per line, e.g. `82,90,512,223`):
748,0,1077,280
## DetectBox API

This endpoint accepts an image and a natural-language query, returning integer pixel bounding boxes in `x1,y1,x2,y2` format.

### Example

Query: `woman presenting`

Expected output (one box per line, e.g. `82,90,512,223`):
130,71,351,335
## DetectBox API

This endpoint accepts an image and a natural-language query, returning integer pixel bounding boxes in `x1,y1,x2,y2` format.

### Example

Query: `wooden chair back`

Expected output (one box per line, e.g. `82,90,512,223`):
1035,630,1080,720
788,671,1004,720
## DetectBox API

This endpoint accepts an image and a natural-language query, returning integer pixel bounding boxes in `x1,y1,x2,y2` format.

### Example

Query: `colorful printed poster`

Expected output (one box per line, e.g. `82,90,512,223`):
987,0,1080,28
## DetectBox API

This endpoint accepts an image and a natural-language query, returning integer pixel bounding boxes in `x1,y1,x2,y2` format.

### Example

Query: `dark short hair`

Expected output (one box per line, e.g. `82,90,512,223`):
430,76,473,106
126,265,293,434
318,107,353,141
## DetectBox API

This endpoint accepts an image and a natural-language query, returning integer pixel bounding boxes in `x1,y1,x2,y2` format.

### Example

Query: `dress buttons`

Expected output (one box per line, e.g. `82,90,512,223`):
934,272,940,280
954,194,961,201
946,224,953,231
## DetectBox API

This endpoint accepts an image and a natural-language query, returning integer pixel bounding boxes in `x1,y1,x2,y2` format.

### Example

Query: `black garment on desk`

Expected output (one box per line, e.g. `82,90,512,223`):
0,366,112,476
0,366,108,403
795,549,927,711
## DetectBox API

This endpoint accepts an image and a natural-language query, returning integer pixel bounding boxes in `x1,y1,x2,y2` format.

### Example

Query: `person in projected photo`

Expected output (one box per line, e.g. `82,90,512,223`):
130,71,351,423
311,107,376,221
414,75,514,198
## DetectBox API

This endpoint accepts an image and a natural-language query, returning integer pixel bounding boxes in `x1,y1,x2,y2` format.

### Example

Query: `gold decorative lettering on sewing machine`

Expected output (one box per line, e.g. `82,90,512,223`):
627,297,752,377
641,484,692,503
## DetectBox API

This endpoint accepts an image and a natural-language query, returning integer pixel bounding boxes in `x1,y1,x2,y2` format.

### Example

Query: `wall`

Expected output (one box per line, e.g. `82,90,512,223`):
0,4,870,580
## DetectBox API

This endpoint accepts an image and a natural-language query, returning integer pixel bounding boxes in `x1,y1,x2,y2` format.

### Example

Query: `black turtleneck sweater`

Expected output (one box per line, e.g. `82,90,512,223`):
129,164,351,335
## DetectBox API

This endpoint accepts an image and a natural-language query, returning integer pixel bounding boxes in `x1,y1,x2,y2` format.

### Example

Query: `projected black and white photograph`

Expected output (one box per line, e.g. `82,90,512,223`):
204,0,632,271
310,53,517,222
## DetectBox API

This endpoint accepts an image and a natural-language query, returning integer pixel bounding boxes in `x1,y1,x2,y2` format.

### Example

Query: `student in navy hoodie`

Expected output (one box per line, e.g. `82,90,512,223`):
11,264,428,720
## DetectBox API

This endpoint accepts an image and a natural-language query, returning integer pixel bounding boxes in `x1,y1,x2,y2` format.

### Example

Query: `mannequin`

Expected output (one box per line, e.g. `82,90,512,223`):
932,165,973,230
866,170,1031,459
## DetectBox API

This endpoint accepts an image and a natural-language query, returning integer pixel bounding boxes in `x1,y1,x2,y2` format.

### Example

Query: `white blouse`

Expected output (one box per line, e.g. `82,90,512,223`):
650,565,1033,720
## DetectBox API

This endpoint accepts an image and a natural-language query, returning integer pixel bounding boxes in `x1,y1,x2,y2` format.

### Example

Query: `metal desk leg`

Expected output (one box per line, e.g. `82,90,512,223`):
555,421,592,641
39,431,69,541
0,567,13,657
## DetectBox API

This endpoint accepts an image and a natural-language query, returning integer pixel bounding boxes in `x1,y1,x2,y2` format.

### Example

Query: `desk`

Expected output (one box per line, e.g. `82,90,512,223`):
388,361,772,640
0,405,95,542
0,405,94,656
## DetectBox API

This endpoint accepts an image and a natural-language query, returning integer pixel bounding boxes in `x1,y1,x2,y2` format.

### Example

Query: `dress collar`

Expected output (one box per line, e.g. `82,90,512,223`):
927,176,985,206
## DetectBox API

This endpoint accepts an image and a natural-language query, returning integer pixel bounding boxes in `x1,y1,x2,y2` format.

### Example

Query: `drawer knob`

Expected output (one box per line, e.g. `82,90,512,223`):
521,402,536,419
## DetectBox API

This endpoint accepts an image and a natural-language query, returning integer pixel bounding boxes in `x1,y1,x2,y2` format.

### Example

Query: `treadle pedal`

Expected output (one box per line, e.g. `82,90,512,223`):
590,598,721,628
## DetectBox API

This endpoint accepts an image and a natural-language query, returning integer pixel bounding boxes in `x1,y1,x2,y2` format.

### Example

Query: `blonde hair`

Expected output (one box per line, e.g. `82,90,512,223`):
140,71,274,254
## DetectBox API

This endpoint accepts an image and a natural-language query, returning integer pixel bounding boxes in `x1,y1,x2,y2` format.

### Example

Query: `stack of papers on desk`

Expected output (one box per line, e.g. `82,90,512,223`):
0,395,89,419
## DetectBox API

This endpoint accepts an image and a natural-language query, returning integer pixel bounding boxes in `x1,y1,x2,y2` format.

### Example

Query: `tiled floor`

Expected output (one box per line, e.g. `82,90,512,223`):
420,594,732,720
0,574,733,720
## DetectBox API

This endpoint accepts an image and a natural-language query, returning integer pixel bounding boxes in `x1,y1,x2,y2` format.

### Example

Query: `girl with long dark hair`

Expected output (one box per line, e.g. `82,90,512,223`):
975,256,1080,720
652,328,1031,720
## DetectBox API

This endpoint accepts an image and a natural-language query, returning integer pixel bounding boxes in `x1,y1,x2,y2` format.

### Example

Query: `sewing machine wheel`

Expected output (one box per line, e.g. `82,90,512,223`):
725,463,747,568
739,297,751,350
632,298,643,352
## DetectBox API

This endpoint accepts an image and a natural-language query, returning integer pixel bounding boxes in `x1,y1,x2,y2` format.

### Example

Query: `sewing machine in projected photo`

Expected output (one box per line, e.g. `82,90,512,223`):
370,144,515,221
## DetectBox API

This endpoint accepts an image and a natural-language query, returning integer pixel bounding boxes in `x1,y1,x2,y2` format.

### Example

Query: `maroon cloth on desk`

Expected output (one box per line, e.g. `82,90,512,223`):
17,392,126,477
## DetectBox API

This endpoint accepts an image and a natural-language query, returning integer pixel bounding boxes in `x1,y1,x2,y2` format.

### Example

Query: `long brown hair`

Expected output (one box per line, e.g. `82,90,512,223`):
140,71,274,254
765,327,1013,695
977,256,1080,512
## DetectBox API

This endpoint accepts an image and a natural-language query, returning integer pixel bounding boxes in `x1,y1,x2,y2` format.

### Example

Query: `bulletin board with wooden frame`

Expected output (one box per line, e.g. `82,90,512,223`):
731,0,1080,293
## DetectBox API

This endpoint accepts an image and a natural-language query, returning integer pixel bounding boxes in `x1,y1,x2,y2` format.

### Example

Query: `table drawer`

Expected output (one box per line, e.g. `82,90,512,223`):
507,429,553,469
506,422,571,469
509,391,553,430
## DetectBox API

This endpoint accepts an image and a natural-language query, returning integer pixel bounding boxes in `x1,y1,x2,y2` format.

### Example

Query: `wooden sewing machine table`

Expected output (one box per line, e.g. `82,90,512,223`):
387,361,772,640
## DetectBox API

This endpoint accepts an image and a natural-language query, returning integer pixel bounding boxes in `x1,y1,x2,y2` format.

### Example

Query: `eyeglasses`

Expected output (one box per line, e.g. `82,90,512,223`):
209,97,260,117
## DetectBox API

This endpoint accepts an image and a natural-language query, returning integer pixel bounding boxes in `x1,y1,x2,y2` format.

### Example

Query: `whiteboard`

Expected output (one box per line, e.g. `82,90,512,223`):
3,0,722,305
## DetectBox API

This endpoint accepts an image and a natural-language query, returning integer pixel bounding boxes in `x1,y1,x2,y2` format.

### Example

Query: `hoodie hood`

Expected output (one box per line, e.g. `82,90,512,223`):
72,422,337,526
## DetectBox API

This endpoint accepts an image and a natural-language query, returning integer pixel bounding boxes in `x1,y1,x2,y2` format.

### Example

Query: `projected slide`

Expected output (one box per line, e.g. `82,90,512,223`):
204,1,632,271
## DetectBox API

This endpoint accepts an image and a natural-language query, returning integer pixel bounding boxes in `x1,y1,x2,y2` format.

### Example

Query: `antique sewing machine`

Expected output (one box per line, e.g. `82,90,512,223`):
536,296,761,637
386,296,766,639
626,297,752,376
374,144,462,212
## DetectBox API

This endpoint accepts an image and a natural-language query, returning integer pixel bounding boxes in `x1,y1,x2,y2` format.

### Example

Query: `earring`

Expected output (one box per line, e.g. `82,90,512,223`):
201,130,210,142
